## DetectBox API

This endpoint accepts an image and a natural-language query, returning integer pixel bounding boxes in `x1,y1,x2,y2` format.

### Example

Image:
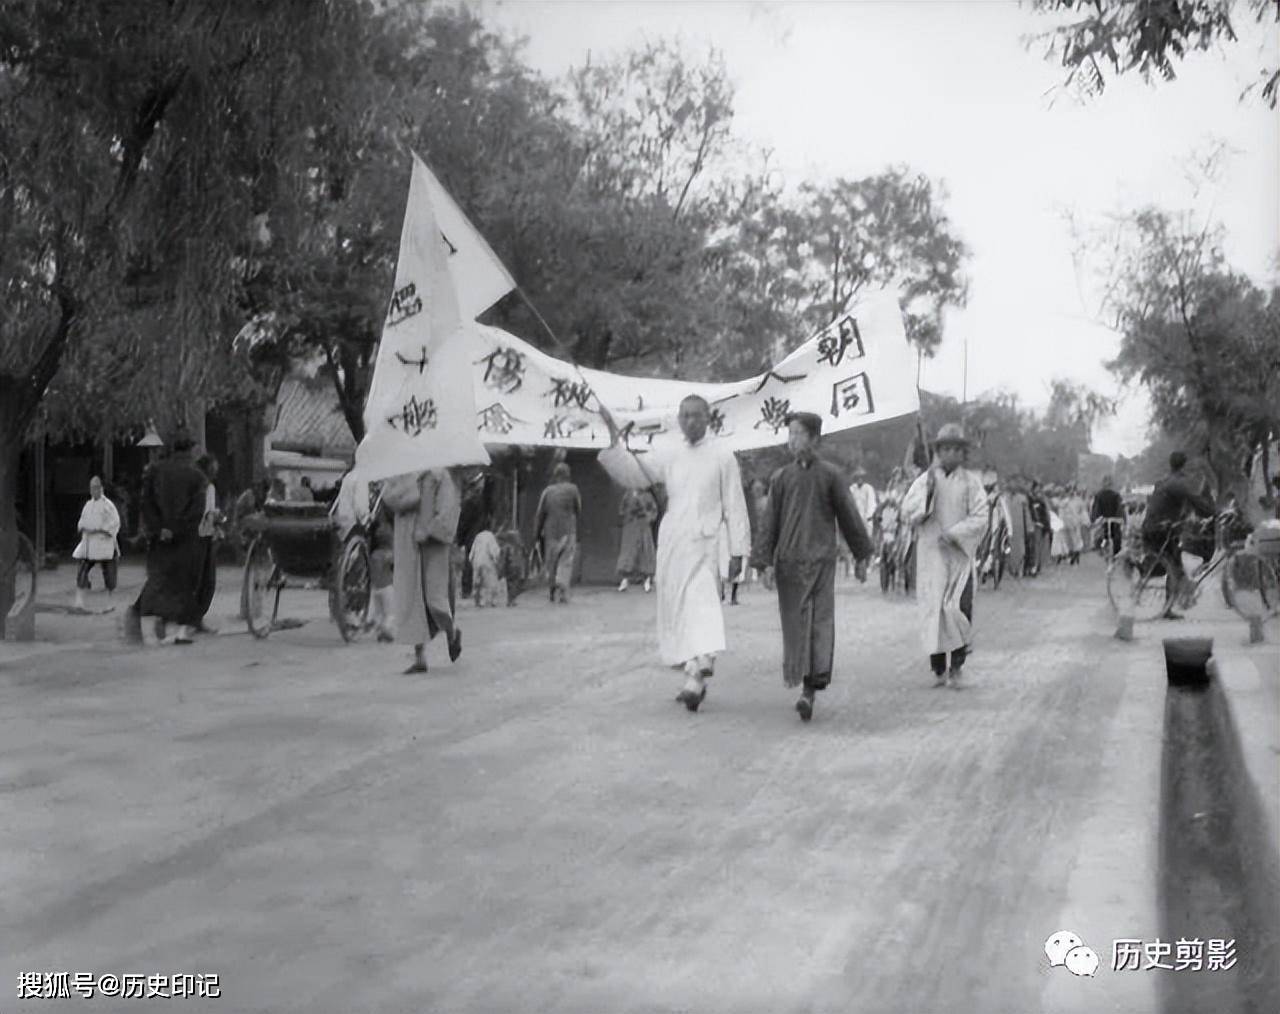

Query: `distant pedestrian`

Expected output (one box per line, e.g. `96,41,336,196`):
901,424,988,688
1090,476,1124,558
616,487,657,593
194,454,224,633
134,434,208,646
535,463,581,604
469,525,503,607
752,412,872,722
496,527,527,606
72,476,121,611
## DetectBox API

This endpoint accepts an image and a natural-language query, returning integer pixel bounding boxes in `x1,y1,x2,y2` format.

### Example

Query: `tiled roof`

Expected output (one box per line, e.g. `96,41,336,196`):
269,377,356,457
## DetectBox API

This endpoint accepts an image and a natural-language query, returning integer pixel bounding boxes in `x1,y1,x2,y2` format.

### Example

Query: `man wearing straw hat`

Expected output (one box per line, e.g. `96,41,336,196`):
900,423,988,688
753,412,872,722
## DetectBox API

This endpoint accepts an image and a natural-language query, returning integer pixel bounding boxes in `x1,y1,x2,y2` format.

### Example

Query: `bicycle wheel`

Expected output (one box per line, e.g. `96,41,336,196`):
331,535,372,642
1222,550,1280,624
1106,550,1172,621
242,536,278,639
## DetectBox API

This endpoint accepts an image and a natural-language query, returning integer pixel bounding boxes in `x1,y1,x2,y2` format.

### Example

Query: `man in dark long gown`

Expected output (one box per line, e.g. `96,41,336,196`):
752,412,872,723
135,435,208,646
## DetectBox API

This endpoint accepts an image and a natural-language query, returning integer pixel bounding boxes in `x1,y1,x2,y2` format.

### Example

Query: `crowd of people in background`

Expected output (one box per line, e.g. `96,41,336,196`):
85,410,1268,705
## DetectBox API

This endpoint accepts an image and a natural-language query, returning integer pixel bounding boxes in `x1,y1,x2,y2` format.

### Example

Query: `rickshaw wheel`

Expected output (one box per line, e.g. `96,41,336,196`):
333,535,372,643
243,537,278,639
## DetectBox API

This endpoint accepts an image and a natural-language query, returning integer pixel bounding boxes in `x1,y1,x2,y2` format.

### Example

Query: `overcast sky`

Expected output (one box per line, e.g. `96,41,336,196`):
472,0,1279,457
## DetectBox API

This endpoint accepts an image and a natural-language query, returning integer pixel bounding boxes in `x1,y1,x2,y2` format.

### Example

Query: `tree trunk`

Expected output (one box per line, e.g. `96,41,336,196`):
0,420,23,638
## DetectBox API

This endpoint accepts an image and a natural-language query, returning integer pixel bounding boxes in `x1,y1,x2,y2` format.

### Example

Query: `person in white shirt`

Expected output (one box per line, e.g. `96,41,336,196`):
72,476,121,611
849,466,879,527
598,395,750,713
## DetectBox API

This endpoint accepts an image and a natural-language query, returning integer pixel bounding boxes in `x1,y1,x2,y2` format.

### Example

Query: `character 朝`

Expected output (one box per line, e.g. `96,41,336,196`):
817,315,865,368
387,395,438,437
755,396,790,432
481,347,526,394
386,282,423,327
830,373,874,418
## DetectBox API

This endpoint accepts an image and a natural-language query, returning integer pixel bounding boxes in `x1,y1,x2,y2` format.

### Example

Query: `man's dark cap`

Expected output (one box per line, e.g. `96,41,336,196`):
784,411,823,438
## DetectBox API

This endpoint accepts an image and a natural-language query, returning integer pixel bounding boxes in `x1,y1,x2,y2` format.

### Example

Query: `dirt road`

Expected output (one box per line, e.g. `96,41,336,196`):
0,563,1187,1012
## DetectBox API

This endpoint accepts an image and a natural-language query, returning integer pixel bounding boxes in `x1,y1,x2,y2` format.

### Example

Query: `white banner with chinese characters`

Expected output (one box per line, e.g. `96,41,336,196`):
354,154,492,482
471,289,918,454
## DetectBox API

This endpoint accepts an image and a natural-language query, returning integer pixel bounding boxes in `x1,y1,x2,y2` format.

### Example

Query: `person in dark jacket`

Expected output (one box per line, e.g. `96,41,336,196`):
751,412,872,722
134,435,208,645
1090,476,1125,558
1142,451,1216,615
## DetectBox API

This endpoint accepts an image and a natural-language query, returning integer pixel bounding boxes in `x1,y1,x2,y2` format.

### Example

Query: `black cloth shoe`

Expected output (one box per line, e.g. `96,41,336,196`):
795,692,814,722
676,686,707,712
403,661,428,674
448,628,462,662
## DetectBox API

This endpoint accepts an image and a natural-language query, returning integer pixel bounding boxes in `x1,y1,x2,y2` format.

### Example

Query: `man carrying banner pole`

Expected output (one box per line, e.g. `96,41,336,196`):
597,395,750,712
900,423,988,688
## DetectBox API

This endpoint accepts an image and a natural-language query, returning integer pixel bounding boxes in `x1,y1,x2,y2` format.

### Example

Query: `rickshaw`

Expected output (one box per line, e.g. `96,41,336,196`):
240,499,374,641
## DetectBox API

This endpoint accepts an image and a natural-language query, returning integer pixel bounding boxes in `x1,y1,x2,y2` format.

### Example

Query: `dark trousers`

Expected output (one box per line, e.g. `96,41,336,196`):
195,537,217,621
76,558,118,591
929,572,974,674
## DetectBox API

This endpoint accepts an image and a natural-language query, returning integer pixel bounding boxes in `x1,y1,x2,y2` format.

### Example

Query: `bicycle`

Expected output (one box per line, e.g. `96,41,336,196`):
1105,511,1279,623
976,515,1010,590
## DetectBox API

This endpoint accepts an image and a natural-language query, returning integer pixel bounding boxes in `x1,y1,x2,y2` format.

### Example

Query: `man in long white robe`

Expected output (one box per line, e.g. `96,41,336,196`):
901,423,988,688
598,395,751,712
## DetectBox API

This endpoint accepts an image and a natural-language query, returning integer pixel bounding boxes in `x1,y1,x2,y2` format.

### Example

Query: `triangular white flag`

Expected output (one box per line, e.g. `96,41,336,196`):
355,156,491,481
417,154,517,319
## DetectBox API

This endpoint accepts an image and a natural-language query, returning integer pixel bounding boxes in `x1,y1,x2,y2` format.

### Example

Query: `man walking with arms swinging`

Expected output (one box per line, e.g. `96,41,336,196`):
753,412,872,722
598,395,750,712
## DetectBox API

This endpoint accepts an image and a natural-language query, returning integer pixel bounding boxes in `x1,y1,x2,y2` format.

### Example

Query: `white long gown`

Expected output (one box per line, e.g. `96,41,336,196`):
599,439,750,666
901,465,988,655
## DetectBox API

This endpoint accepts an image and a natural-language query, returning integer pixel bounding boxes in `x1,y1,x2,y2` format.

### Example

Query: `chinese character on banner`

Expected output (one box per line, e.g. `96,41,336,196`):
1112,939,1144,971
394,347,430,374
817,315,866,368
548,377,593,410
1206,939,1237,971
1174,938,1204,971
830,373,874,418
480,346,526,394
708,406,726,435
543,415,589,440
386,281,424,327
1144,939,1175,971
755,396,790,432
620,420,666,449
387,395,438,437
477,403,520,435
